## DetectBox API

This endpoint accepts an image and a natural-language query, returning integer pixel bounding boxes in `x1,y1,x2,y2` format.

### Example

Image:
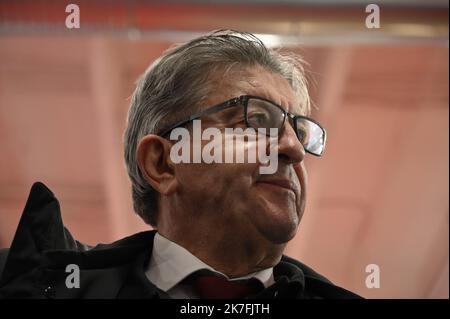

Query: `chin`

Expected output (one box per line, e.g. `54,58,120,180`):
265,224,298,245
257,211,300,245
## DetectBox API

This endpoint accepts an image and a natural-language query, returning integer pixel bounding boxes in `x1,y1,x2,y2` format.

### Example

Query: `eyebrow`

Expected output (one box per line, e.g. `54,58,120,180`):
206,104,243,123
244,89,299,115
243,82,294,105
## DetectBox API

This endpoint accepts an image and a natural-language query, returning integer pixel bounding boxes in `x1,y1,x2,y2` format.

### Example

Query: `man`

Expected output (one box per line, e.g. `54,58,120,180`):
0,30,360,299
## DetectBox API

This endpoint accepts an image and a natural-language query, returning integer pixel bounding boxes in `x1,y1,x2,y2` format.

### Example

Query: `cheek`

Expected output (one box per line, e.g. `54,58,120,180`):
175,162,258,197
174,134,265,205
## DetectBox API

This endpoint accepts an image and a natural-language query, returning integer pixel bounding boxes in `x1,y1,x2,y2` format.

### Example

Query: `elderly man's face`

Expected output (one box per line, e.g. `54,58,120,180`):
172,66,307,245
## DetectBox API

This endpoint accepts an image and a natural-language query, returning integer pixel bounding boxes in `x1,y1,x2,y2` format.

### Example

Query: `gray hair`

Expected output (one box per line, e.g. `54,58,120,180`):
123,30,311,226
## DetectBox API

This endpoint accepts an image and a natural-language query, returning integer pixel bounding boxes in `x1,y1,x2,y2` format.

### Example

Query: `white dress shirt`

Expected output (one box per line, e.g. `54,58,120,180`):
145,232,275,299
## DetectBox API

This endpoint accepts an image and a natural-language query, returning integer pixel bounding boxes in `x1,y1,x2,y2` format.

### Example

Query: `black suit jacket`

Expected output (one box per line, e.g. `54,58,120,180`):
0,182,362,299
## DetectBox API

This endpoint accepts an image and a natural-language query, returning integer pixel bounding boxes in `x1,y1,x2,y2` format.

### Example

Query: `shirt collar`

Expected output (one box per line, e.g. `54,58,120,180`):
145,232,274,292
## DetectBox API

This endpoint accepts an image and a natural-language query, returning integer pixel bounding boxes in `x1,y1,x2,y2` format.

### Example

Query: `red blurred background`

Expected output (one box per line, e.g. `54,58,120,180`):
0,0,448,298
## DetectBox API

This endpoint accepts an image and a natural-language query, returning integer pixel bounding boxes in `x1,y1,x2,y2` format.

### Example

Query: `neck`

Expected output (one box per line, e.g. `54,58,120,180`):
157,209,285,278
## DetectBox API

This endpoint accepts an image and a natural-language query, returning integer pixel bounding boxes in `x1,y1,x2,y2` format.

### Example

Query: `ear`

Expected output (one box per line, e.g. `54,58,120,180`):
136,135,178,196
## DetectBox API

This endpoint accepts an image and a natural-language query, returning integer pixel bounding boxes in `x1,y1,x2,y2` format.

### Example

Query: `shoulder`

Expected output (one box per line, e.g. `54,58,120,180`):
0,182,154,298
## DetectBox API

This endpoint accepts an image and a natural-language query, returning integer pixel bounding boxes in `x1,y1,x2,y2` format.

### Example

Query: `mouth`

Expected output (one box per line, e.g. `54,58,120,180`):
256,179,297,193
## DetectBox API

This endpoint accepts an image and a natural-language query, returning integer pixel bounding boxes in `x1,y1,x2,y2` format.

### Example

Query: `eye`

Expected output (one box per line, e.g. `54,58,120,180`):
296,126,309,144
248,111,269,126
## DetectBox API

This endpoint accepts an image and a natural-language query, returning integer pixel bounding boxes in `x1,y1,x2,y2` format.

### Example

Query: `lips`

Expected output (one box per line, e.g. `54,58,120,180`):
257,179,297,193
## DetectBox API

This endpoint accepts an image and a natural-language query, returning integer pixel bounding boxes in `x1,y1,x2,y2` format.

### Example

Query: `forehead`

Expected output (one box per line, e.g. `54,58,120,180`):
206,65,302,115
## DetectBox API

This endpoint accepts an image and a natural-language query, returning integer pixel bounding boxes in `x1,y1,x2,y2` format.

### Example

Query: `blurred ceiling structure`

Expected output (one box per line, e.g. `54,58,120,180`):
0,0,448,45
0,0,448,299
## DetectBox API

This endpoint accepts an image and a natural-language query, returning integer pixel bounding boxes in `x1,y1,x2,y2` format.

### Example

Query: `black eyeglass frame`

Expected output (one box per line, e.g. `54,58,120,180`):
158,95,327,157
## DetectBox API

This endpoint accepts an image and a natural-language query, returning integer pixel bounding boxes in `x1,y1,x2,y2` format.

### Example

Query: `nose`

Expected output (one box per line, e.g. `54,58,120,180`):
276,121,305,165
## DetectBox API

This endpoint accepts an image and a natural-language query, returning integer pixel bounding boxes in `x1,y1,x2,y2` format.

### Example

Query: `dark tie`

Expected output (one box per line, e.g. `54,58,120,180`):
191,272,264,299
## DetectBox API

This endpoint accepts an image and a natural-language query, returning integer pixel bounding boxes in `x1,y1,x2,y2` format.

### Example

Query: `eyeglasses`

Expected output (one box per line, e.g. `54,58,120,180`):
159,95,327,156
